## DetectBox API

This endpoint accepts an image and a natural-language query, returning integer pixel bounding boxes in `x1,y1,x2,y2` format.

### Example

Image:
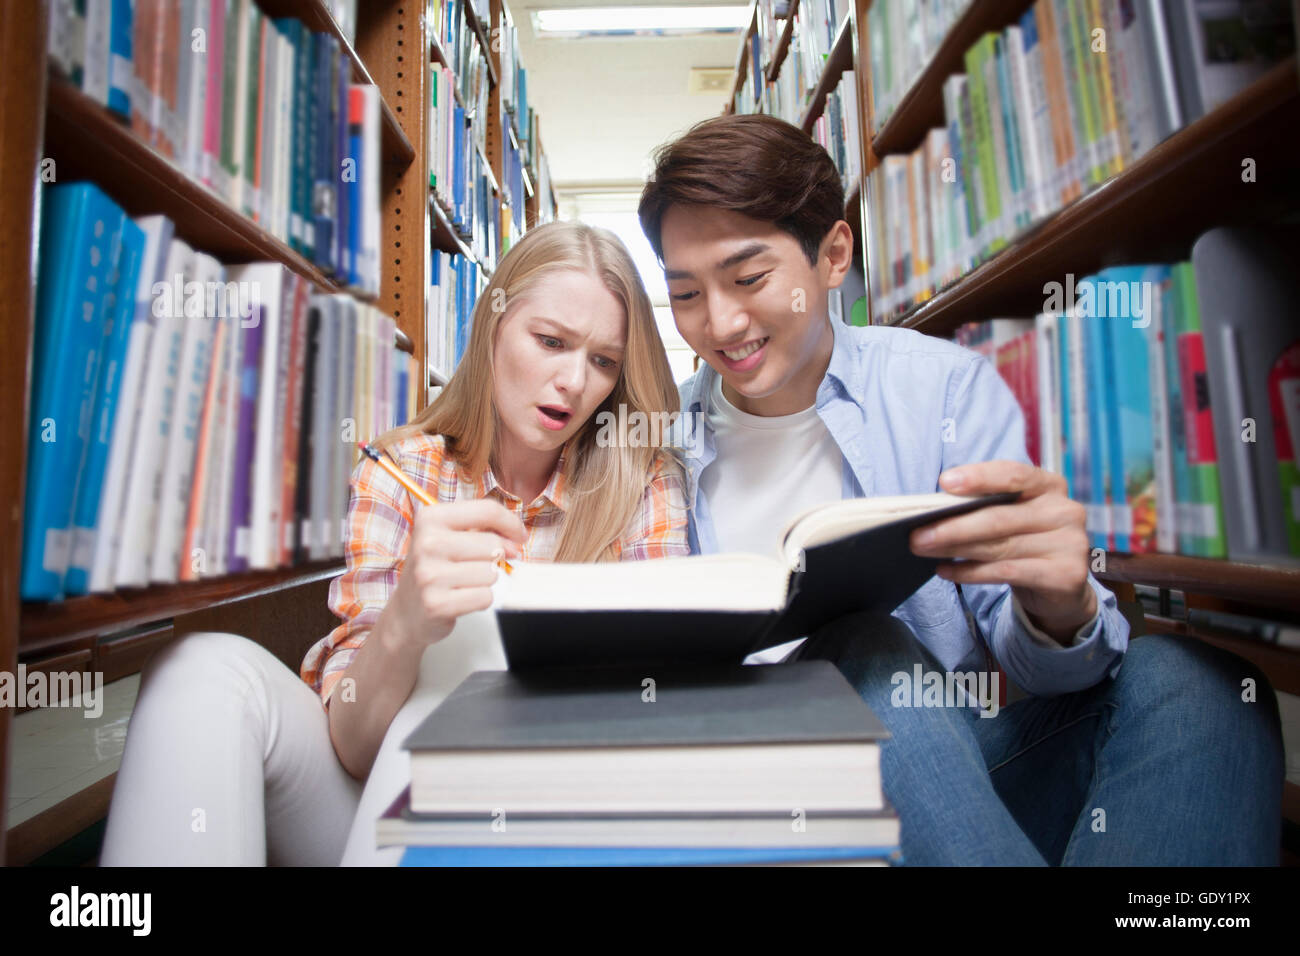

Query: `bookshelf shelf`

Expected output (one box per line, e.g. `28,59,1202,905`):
766,0,800,86
44,78,374,302
888,58,1300,337
1096,554,1300,611
868,0,1028,157
462,1,500,88
19,562,344,647
799,13,854,134
729,1,761,104
258,0,415,166
430,191,491,274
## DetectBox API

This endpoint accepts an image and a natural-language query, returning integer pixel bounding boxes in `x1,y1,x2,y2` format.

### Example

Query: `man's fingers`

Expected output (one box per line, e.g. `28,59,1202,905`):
935,557,1063,592
918,529,1064,565
939,460,1061,499
911,496,1081,556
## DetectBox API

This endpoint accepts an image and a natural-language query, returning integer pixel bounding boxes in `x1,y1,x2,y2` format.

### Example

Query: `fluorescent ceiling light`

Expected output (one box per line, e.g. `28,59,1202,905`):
532,6,751,37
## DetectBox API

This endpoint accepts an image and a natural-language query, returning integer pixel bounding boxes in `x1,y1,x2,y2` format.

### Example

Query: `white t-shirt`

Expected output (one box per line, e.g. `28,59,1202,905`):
700,376,845,663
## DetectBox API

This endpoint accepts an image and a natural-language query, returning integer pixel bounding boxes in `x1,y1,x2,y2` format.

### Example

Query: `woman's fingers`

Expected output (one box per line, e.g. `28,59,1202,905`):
419,529,521,563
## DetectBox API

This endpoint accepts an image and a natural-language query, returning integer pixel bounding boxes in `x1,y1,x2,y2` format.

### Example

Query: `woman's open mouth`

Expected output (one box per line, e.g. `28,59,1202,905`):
537,405,573,431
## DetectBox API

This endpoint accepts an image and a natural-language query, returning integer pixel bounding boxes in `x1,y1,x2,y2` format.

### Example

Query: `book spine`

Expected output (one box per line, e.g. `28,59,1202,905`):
1146,266,1178,554
201,0,224,192
66,217,147,594
179,313,229,580
1174,262,1226,558
279,276,309,565
227,304,263,573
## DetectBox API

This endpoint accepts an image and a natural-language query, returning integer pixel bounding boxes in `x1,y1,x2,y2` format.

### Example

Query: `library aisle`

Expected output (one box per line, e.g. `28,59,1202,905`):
1,0,1299,869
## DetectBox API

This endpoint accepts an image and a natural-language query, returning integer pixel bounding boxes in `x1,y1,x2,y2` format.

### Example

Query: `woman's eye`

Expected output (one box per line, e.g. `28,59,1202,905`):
737,272,768,287
593,355,617,370
537,335,562,349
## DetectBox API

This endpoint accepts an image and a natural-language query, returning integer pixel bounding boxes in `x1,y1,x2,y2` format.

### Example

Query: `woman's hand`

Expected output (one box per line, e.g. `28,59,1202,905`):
382,499,527,653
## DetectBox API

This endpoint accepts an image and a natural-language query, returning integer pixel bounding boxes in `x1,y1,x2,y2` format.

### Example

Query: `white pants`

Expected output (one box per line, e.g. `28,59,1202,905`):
99,611,506,866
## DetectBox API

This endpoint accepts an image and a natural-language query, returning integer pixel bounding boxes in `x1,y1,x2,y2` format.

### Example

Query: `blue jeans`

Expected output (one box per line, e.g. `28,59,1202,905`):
793,613,1284,865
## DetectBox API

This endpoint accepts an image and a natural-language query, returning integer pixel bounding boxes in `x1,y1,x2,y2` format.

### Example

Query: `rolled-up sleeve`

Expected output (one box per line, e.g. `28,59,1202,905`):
300,454,414,706
943,353,1129,696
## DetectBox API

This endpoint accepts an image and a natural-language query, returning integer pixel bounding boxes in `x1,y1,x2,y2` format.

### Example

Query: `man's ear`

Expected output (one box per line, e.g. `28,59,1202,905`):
821,220,855,289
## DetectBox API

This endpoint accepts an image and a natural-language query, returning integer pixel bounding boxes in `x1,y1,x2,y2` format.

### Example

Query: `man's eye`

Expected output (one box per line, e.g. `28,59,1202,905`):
670,291,698,302
537,335,562,348
737,272,768,286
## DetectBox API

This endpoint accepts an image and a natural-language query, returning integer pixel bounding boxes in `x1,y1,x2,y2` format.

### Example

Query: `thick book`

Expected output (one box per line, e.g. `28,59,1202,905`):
403,662,889,816
399,845,896,867
493,491,1014,669
378,785,900,851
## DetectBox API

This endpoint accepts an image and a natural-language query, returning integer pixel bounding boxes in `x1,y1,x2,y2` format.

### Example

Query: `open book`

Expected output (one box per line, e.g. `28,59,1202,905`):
494,491,1016,669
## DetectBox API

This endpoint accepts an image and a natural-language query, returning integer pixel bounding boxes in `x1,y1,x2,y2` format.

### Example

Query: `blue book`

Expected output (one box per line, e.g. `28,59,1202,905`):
1057,310,1073,501
335,48,351,279
1080,275,1113,552
395,354,408,427
993,35,1026,230
312,32,340,274
107,0,133,117
65,216,147,595
399,845,899,867
347,85,363,288
226,307,264,574
1101,265,1160,554
22,183,125,600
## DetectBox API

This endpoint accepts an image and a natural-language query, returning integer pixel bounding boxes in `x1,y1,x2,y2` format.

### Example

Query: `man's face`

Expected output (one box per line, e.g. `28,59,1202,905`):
659,204,842,416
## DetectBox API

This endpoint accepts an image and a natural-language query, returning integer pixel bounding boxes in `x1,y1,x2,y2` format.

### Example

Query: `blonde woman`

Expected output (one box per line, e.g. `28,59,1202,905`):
101,221,690,866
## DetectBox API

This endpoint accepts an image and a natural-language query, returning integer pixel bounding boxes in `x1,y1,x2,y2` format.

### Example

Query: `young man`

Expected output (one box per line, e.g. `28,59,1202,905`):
639,113,1283,865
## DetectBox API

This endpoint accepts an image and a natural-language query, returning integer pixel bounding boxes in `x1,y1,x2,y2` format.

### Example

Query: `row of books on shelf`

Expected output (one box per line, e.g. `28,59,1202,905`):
430,63,503,270
495,4,535,167
48,0,387,295
428,0,491,163
21,182,417,603
810,70,863,196
500,107,529,244
383,662,900,866
427,250,487,382
953,227,1299,567
866,0,975,127
734,0,851,117
1132,589,1300,650
865,0,1295,320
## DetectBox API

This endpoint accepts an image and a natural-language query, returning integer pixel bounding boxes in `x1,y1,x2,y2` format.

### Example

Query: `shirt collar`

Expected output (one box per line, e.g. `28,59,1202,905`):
478,439,572,513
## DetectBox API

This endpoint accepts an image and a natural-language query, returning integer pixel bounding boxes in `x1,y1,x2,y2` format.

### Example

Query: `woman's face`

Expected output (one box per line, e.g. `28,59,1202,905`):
492,268,628,459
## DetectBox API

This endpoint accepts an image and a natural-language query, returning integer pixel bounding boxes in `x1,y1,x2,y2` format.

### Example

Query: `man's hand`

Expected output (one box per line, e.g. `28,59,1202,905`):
909,461,1097,644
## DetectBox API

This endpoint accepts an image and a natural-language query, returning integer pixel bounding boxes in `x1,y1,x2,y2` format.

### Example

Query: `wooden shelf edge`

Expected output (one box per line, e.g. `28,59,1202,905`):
800,13,855,134
886,57,1300,335
6,772,117,866
462,1,500,88
766,0,801,86
731,0,760,98
20,562,344,646
1096,552,1300,609
429,192,494,275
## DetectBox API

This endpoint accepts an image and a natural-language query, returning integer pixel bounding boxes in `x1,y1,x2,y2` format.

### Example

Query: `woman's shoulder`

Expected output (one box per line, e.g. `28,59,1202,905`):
363,431,460,496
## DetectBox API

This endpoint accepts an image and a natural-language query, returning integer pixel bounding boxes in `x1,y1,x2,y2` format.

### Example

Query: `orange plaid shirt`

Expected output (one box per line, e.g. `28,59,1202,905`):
300,433,690,705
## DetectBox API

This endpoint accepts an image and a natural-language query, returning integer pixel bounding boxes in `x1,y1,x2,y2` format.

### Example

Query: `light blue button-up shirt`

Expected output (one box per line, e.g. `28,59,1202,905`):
674,317,1129,697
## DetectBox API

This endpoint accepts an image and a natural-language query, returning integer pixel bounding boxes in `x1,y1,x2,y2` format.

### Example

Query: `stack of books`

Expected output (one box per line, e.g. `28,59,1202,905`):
383,662,900,866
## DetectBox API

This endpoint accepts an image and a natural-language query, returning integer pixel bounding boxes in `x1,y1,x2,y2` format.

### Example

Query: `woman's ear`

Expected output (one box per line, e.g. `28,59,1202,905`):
822,220,855,289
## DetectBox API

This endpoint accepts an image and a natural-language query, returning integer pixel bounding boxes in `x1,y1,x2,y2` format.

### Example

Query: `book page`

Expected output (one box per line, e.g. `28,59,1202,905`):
498,553,789,613
779,492,983,567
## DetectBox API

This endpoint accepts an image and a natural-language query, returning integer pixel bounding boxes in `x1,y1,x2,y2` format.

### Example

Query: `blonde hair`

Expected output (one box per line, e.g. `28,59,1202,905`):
374,220,683,562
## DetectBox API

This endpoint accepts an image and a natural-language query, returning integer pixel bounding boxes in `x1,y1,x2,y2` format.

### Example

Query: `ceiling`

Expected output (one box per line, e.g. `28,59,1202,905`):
508,0,742,191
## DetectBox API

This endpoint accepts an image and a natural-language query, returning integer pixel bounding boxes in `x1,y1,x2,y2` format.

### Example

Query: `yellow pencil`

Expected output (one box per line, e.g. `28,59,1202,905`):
357,442,513,573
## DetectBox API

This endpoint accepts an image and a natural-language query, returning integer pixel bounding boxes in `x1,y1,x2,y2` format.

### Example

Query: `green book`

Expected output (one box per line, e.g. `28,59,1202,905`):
220,0,242,203
1173,262,1227,558
243,7,262,219
964,35,1004,257
1063,0,1103,187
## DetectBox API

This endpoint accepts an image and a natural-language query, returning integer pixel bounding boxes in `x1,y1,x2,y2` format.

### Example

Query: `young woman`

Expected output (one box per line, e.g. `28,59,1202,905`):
100,221,690,865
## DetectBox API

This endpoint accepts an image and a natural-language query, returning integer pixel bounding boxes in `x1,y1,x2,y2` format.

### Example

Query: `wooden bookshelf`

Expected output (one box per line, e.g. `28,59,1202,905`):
0,0,430,865
1096,554,1300,611
799,13,856,134
462,0,499,88
1141,614,1300,698
766,0,800,85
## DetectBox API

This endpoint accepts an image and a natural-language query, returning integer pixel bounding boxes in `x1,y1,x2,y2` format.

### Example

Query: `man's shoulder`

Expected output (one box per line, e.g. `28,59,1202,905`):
840,323,980,367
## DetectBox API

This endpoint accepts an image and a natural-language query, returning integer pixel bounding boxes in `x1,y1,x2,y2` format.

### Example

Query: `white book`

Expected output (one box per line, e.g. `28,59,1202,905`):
186,312,233,579
82,0,111,104
229,0,253,213
277,32,294,245
151,253,222,582
226,262,288,570
184,0,211,181
207,315,243,576
115,237,195,588
88,215,175,593
269,272,300,566
360,85,382,296
1035,313,1061,477
1005,25,1049,223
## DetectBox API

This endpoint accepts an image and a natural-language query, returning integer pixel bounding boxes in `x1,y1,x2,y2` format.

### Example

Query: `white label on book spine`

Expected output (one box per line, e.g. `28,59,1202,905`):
1113,505,1133,538
235,525,250,559
300,518,313,548
111,53,132,97
70,527,95,569
43,528,71,575
284,522,294,552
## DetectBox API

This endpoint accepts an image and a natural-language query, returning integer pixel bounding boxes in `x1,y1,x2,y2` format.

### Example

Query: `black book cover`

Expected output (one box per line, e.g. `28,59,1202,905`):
402,661,887,753
292,304,321,563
